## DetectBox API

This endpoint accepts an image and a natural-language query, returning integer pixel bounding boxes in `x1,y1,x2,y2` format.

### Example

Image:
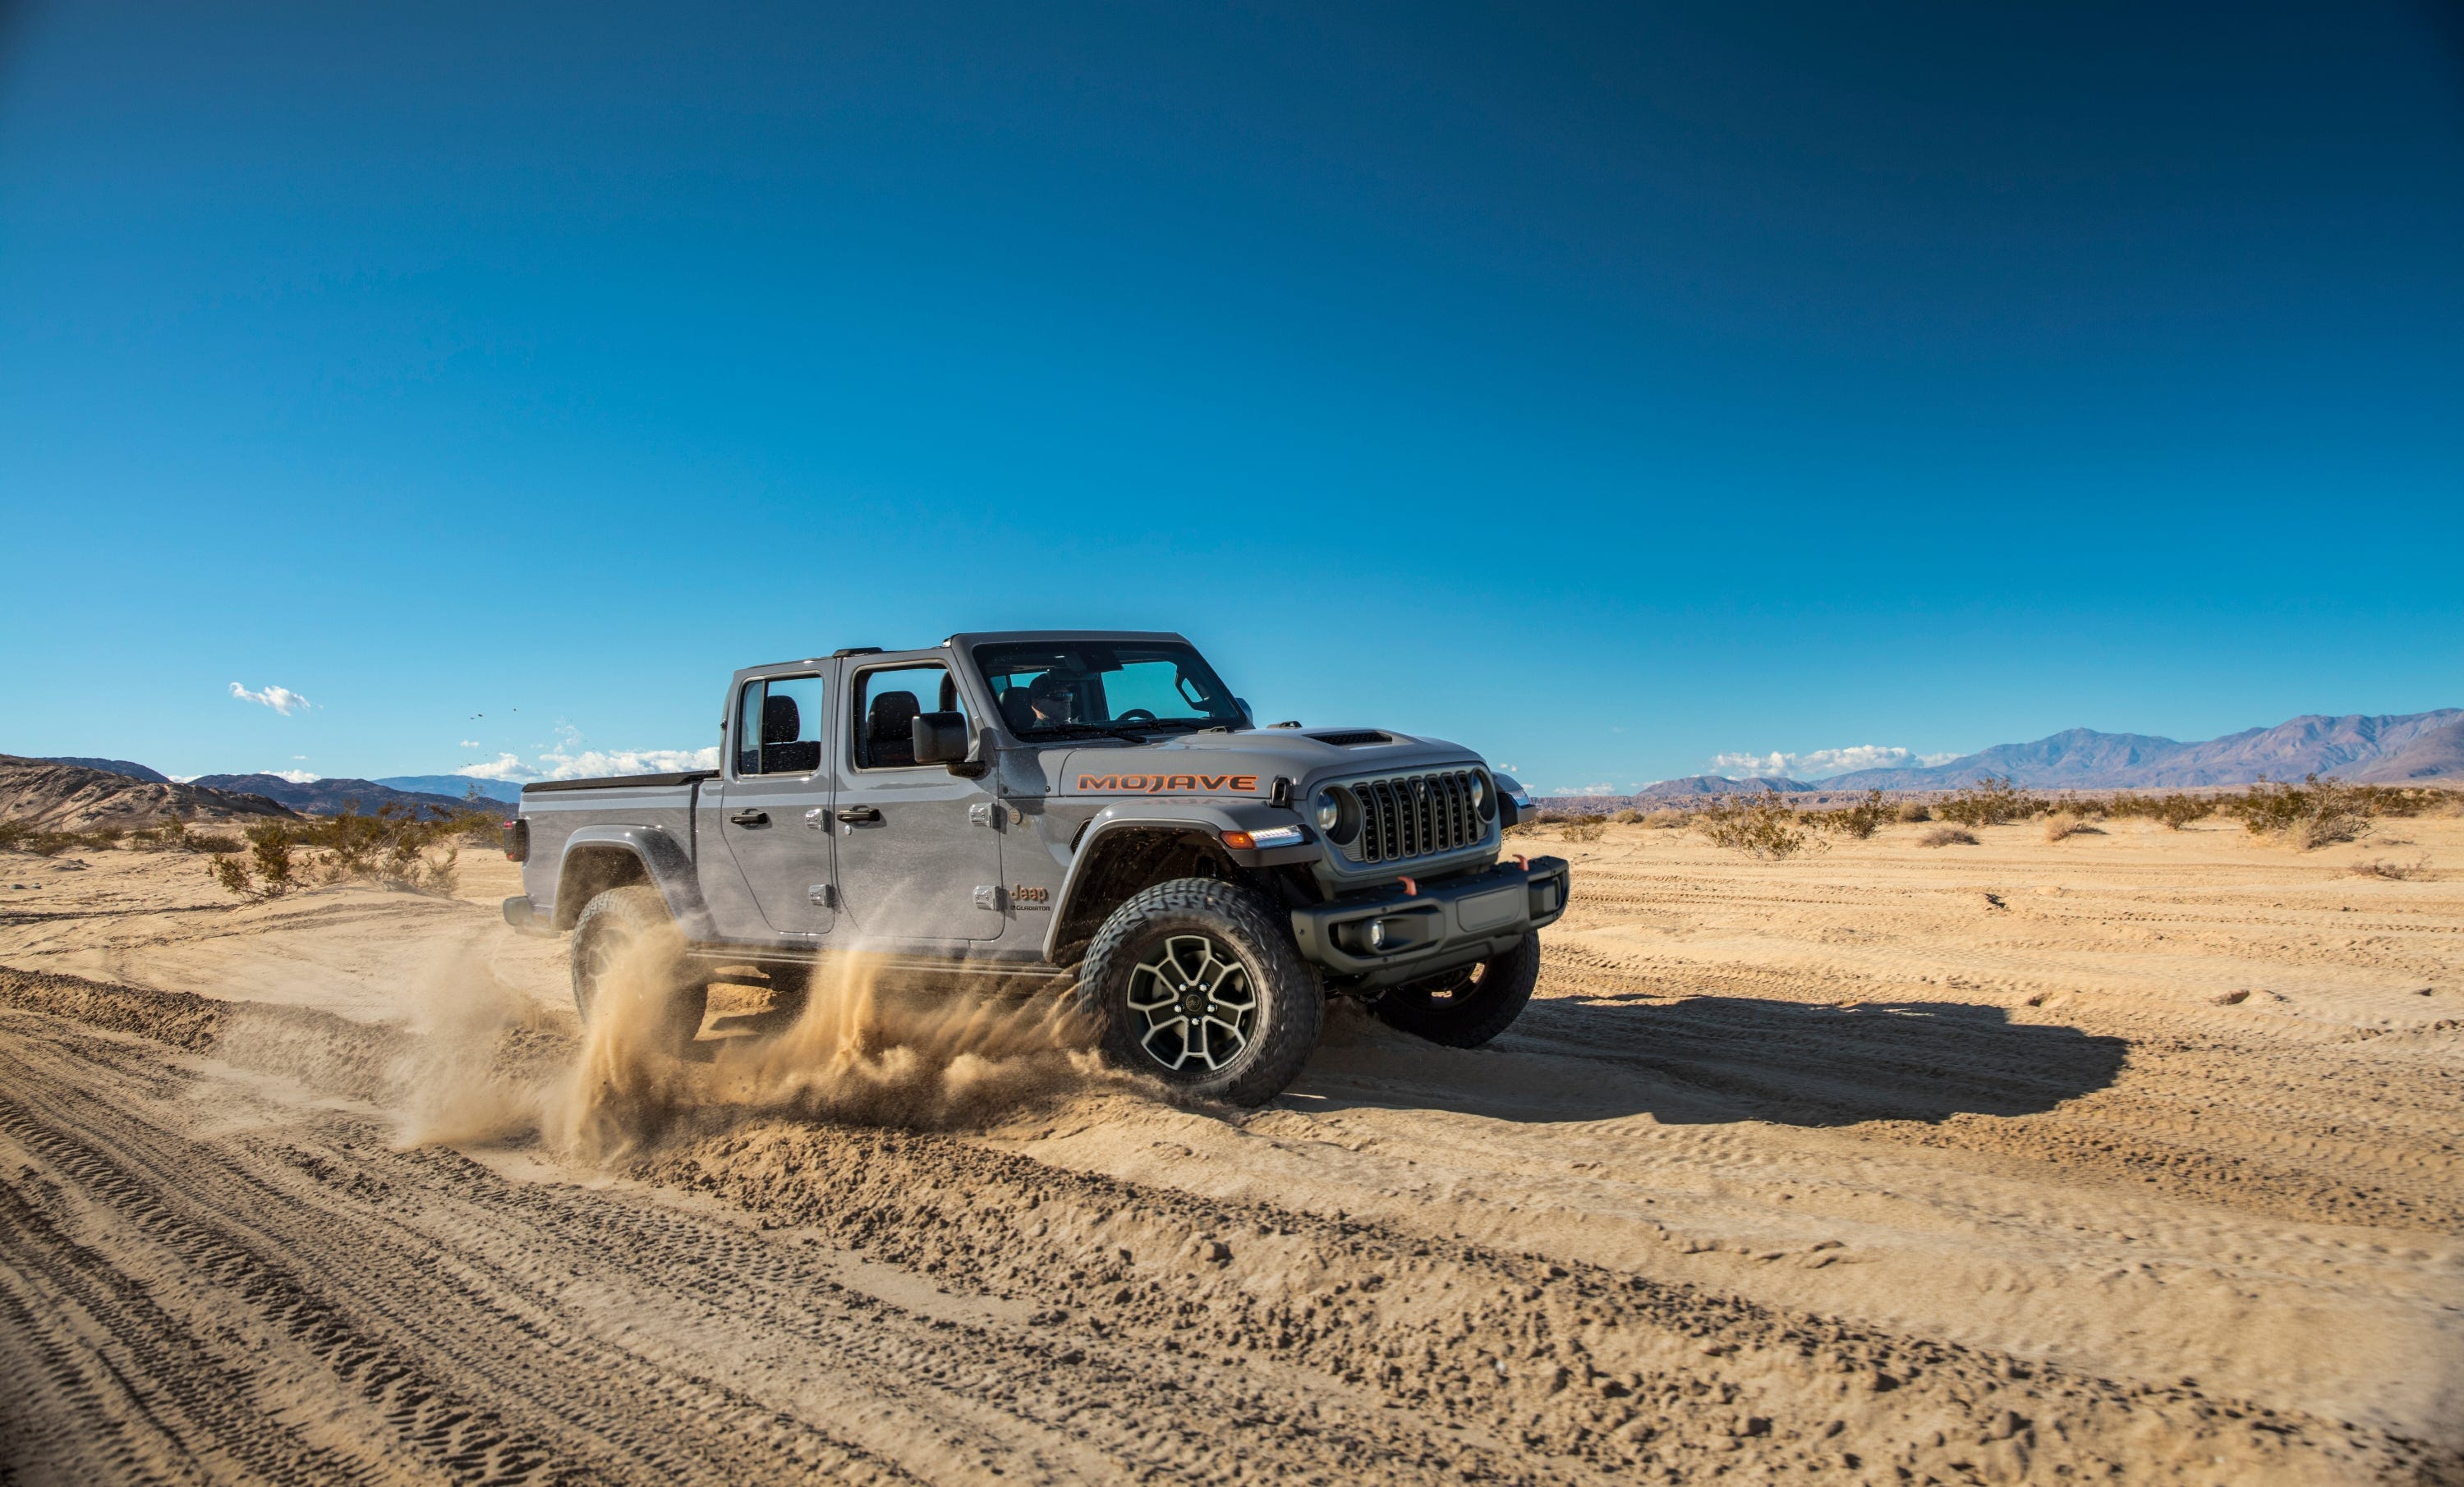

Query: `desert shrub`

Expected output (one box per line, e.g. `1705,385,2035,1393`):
2349,856,2430,881
2103,792,2213,829
1643,808,1689,829
1696,793,1819,860
1533,810,1570,825
1807,789,1887,840
1936,775,2051,828
2229,775,2373,850
2042,812,2102,842
1894,801,1932,824
1561,815,1607,842
122,817,244,853
1610,809,1644,824
209,805,461,899
0,822,104,856
1918,825,1979,847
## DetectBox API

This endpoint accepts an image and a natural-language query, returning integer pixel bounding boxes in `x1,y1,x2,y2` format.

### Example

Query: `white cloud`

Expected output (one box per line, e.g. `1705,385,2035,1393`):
1555,781,1620,796
1709,744,1957,780
270,769,319,784
229,682,311,715
456,753,533,782
455,742,720,783
458,739,481,750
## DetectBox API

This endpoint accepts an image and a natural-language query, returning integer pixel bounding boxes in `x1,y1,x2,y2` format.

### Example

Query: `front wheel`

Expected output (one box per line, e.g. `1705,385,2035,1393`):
1370,931,1540,1049
1076,878,1322,1106
571,885,708,1058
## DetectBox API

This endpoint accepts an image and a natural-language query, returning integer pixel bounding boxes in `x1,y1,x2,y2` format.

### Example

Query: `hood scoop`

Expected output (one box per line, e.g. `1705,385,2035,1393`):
1306,730,1394,747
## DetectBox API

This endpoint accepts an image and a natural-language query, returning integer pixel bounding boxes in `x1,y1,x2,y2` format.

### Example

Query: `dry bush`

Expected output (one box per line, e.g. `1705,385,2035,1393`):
1610,809,1644,824
1806,789,1887,840
2148,794,2215,830
1561,815,1607,843
1643,808,1689,829
2042,812,2103,842
1894,801,1932,823
2231,775,2374,850
0,821,89,856
1937,775,2052,827
1919,825,1979,847
2349,856,2430,881
1696,794,1820,860
209,805,462,900
2103,792,2215,830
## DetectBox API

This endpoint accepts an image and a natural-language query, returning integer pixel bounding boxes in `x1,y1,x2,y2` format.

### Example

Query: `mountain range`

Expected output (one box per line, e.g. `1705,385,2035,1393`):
187,774,490,819
1574,712,2464,805
2,757,294,831
374,775,526,805
1808,710,2462,791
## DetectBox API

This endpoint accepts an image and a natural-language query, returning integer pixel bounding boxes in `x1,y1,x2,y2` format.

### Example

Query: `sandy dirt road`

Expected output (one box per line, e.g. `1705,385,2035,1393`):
1,814,2458,1485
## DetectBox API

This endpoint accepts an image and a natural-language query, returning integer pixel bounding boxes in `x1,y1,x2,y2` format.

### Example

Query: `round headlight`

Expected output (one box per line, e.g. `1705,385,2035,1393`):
1313,786,1359,844
1472,771,1496,819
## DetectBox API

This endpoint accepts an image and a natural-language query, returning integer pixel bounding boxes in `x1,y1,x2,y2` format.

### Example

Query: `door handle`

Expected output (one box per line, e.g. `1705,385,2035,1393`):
729,810,770,826
836,806,882,824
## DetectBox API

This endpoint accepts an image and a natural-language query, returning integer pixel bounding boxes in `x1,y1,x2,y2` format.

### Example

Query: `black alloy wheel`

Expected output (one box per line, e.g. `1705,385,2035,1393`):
1077,877,1322,1106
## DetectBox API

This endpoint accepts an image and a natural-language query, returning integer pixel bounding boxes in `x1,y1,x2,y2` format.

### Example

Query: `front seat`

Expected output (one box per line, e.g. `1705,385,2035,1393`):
867,691,922,768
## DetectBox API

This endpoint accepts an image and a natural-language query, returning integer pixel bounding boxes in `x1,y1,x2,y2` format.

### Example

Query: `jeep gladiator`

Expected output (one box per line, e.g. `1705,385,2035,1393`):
503,630,1569,1104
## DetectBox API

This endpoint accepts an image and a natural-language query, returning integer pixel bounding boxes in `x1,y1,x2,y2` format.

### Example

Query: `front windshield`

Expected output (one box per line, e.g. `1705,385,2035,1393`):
973,640,1244,737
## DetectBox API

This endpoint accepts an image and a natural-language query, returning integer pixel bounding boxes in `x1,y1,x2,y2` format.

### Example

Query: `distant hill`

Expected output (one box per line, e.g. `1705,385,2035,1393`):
1823,710,2463,790
0,756,295,831
2353,717,2464,783
188,774,485,819
375,775,524,806
1635,774,1817,797
40,756,172,784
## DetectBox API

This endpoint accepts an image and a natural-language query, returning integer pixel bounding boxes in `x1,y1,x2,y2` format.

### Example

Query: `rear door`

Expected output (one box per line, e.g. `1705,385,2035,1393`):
715,671,839,937
832,656,1004,943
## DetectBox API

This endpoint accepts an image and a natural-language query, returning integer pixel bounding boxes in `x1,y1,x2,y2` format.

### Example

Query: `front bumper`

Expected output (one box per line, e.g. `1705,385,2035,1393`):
1288,855,1570,989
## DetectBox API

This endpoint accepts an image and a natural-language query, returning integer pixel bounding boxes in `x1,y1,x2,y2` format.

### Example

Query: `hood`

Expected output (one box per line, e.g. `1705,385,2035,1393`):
1040,727,1485,801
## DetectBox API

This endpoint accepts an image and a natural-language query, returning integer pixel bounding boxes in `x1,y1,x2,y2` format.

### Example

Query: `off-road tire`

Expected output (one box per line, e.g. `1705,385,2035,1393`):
1371,931,1540,1049
571,885,708,1058
1076,877,1322,1106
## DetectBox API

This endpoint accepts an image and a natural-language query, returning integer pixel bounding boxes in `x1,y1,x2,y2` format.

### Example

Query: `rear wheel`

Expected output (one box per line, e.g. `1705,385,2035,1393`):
570,885,708,1058
1077,878,1322,1106
1371,931,1540,1048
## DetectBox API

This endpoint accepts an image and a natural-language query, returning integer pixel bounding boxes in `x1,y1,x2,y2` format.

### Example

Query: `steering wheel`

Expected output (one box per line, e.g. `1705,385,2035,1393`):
1115,709,1158,724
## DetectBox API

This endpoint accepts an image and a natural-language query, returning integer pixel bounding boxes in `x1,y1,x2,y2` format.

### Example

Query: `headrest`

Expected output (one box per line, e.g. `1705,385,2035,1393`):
867,690,922,740
761,695,802,745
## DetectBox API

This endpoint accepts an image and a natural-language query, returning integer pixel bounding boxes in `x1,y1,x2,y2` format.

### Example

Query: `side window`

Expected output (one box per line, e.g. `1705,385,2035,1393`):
852,664,964,770
734,675,825,776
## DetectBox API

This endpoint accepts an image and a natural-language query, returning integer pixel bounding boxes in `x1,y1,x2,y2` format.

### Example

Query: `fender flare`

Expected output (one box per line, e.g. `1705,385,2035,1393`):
1041,802,1317,962
553,825,716,939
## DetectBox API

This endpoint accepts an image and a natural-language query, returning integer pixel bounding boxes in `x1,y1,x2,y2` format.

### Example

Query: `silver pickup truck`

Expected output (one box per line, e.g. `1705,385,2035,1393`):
503,630,1569,1105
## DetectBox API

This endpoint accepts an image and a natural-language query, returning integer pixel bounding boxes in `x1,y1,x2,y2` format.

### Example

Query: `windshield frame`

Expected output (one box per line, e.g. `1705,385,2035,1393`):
969,640,1244,740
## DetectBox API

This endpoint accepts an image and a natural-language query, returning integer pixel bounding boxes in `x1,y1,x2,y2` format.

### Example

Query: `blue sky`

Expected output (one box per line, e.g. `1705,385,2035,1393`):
3,2,2458,794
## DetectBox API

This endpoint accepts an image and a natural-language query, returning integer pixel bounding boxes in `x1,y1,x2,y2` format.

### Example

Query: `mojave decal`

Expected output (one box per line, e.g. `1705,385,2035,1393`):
1075,772,1261,794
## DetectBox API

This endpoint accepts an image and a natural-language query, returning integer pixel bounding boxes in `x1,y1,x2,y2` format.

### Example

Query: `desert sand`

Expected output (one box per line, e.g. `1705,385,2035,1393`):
2,811,2457,1485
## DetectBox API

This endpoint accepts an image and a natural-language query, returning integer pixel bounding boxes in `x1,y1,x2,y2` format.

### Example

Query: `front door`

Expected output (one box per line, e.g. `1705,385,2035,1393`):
716,671,839,937
833,658,1003,943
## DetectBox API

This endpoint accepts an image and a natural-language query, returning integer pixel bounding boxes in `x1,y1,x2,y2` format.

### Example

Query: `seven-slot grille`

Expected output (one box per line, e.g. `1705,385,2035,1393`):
1345,769,1487,864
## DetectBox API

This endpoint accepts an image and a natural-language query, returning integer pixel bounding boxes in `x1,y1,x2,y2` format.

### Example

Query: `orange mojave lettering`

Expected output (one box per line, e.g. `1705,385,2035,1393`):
1075,773,1261,793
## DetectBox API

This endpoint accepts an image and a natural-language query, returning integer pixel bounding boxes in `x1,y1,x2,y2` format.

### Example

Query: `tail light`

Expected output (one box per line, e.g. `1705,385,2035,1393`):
503,818,529,862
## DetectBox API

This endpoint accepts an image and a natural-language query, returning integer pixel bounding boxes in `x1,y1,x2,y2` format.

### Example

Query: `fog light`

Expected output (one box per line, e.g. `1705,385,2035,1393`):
1368,918,1393,951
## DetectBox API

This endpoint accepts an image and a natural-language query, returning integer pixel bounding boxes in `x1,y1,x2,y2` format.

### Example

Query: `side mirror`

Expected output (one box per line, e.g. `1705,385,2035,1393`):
912,711,972,768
